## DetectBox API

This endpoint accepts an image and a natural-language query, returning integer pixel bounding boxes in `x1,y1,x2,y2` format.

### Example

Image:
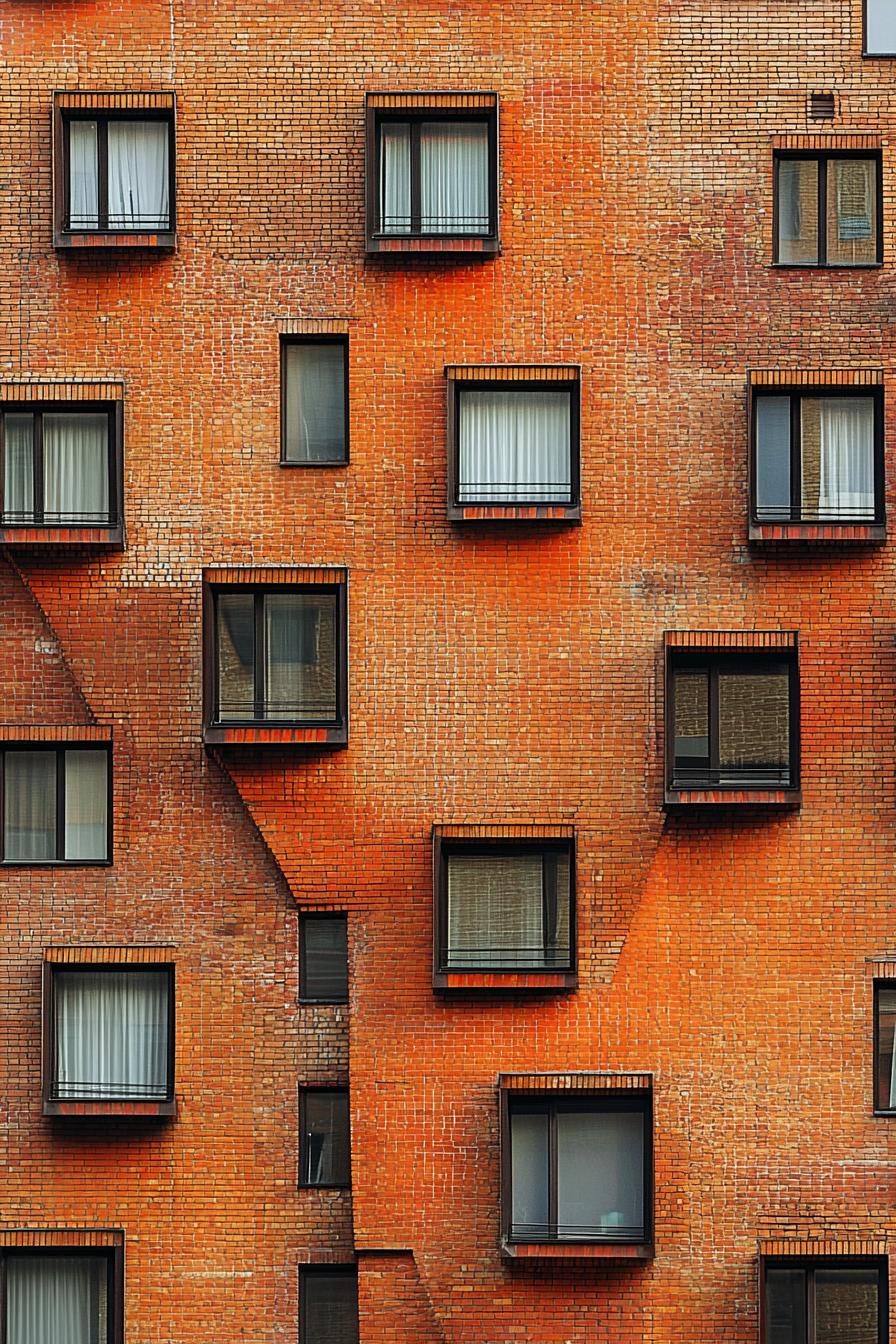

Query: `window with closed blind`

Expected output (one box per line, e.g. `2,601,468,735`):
300,915,349,1003
299,1268,358,1344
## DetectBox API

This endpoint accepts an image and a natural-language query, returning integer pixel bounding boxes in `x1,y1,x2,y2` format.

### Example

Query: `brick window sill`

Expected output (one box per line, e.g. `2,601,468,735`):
44,1098,176,1119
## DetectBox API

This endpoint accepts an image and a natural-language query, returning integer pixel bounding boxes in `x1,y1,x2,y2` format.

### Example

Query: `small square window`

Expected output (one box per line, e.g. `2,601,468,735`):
281,339,348,465
761,1257,887,1344
300,1088,351,1187
865,1,896,55
2,1248,123,1344
874,982,896,1114
1,746,111,864
300,915,349,1002
774,152,881,266
299,1267,359,1344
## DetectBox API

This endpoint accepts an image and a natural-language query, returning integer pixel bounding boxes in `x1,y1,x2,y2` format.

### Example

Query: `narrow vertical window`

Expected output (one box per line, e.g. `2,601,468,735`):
300,915,349,1002
282,340,348,465
299,1268,359,1344
300,1089,351,1187
875,983,896,1113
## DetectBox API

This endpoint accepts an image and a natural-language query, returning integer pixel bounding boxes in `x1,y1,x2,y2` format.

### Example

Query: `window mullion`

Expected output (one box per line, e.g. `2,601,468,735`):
806,1265,816,1344
34,411,44,524
410,123,422,234
56,748,66,861
542,853,557,961
254,593,265,721
818,157,827,266
709,666,720,783
98,118,109,230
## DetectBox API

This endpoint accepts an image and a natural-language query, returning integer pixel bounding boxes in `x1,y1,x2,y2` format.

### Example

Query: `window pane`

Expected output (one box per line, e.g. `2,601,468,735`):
827,159,877,265
68,120,99,228
815,1268,879,1344
55,969,169,1099
673,670,709,776
420,121,489,234
801,398,875,521
718,668,790,783
6,1254,107,1344
3,414,34,522
302,1271,359,1344
63,750,108,860
4,751,56,861
43,414,109,523
776,159,819,264
458,389,572,503
217,593,256,721
301,917,348,1001
284,343,347,463
867,0,896,52
107,119,170,229
765,1268,807,1344
264,593,337,722
446,853,571,969
303,1091,351,1185
379,122,411,234
556,1109,644,1240
877,988,896,1110
755,397,791,520
510,1109,549,1238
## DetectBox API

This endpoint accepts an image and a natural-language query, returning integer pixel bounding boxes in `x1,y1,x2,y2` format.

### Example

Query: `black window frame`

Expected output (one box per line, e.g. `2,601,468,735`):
299,913,349,1004
0,400,123,531
873,980,896,1116
500,1088,653,1247
864,0,896,57
299,1266,359,1344
279,336,350,468
0,744,113,867
760,1255,888,1344
0,1244,125,1344
773,150,883,267
298,1086,352,1189
749,383,885,527
59,107,176,236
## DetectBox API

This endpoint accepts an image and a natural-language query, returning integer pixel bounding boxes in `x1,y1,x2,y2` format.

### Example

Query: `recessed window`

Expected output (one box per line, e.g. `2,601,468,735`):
1,403,120,528
60,110,174,234
300,1089,351,1187
281,339,348,465
774,153,881,266
866,1,896,55
3,1249,122,1344
503,1090,651,1246
1,747,110,864
300,915,349,1002
874,983,896,1113
762,1257,887,1344
752,388,883,525
299,1267,358,1344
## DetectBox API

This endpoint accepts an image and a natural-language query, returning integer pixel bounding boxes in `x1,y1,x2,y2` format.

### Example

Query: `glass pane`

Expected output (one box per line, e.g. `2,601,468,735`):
776,159,819,264
718,668,790,783
446,853,571,969
877,988,896,1110
64,750,108,860
6,1253,107,1344
43,414,109,523
107,119,170,229
420,121,489,234
68,120,99,228
815,1268,879,1344
867,0,896,52
3,414,34,522
264,593,337,722
755,397,792,520
765,1268,807,1344
302,917,349,1001
828,159,877,265
302,1271,359,1344
216,594,255,721
304,1091,351,1185
284,343,346,463
673,670,709,777
4,751,56,861
802,398,875,521
379,122,411,234
556,1109,644,1240
55,969,169,1099
509,1109,549,1238
458,389,572,503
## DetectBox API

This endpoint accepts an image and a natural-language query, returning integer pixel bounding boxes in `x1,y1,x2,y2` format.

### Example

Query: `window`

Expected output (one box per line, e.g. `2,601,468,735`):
300,915,349,1002
502,1088,652,1247
2,1249,122,1344
762,1258,887,1344
58,107,174,235
874,982,896,1113
299,1267,358,1344
1,747,110,863
281,339,348,465
774,152,881,266
751,387,883,526
300,1089,351,1187
865,1,896,55
1,403,121,529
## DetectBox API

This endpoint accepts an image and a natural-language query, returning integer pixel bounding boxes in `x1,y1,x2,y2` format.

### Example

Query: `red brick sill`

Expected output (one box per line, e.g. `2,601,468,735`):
749,520,885,544
664,787,801,811
0,524,123,550
44,1098,176,1119
366,235,499,256
55,231,176,250
502,1240,653,1262
204,723,348,748
434,970,577,993
448,503,581,523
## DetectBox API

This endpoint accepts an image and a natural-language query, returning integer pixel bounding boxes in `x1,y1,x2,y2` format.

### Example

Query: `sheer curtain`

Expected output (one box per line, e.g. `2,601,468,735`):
108,120,169,229
3,413,34,521
44,414,108,523
264,595,321,719
284,343,346,462
6,1255,106,1344
459,390,572,503
64,750,108,860
3,751,56,861
816,398,875,518
379,122,411,233
420,121,489,233
69,120,99,228
55,970,169,1099
447,855,544,967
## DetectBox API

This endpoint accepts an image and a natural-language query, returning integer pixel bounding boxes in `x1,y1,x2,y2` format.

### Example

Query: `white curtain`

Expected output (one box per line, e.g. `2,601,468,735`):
3,751,55,861
3,413,34,521
63,750,108,860
459,390,572,503
44,414,108,523
420,121,489,233
69,120,99,228
108,120,169,229
815,398,874,518
379,122,411,233
284,343,346,462
56,970,168,1099
6,1255,106,1344
447,856,543,967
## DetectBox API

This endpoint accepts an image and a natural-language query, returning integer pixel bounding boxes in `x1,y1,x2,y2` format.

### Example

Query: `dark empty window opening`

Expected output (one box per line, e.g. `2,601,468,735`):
300,1089,351,1188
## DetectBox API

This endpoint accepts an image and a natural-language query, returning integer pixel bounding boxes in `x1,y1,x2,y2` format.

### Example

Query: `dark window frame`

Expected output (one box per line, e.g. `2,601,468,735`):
42,962,175,1110
298,1086,352,1189
58,106,176,237
0,744,113,867
864,0,896,57
279,336,349,468
873,979,896,1116
760,1255,888,1344
665,647,800,792
299,913,349,1004
298,1266,359,1344
0,400,123,531
772,150,883,267
0,1244,125,1344
500,1088,653,1247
